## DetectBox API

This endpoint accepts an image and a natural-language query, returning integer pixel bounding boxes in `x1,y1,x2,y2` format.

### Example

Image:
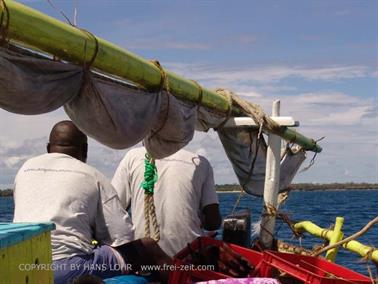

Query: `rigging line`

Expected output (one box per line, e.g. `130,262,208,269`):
230,130,261,215
299,136,324,173
46,0,74,26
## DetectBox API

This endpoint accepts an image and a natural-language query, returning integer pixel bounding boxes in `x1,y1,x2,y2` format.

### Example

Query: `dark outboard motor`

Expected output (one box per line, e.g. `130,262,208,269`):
222,209,251,247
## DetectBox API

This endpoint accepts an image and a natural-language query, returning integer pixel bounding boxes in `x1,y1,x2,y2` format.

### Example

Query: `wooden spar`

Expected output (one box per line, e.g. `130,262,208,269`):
0,0,322,152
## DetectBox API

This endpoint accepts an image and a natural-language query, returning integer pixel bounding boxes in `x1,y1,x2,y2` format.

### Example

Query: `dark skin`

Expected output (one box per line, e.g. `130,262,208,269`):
202,204,222,231
47,120,88,162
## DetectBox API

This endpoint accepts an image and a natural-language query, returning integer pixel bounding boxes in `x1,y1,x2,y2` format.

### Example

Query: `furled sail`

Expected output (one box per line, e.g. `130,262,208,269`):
0,0,319,196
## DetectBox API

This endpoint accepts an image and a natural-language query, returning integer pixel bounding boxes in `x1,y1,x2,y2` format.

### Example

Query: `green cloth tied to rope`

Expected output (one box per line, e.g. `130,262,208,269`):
140,153,158,194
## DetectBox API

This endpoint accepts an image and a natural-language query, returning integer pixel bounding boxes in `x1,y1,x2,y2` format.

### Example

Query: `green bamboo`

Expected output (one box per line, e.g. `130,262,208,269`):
0,0,321,152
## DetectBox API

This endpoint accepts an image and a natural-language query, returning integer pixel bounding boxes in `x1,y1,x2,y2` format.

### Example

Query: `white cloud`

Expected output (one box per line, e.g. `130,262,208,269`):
167,63,374,86
127,40,211,50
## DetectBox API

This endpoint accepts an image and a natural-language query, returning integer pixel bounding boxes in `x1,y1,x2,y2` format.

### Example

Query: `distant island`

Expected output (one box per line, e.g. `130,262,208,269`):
1,183,378,197
0,189,13,197
215,183,378,192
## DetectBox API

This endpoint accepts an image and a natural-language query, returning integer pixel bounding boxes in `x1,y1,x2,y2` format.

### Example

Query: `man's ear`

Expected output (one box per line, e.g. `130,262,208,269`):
46,143,51,153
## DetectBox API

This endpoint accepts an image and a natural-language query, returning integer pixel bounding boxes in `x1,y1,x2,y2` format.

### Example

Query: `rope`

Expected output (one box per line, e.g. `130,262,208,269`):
141,153,158,194
0,0,10,46
299,137,324,173
46,0,74,26
214,89,233,130
150,60,170,93
140,153,160,241
149,60,171,138
191,80,204,112
80,29,99,71
230,186,245,215
75,28,99,105
215,88,281,135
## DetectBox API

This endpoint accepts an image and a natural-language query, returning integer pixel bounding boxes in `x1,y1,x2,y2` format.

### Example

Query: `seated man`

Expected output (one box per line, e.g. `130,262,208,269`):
112,147,222,257
13,121,171,283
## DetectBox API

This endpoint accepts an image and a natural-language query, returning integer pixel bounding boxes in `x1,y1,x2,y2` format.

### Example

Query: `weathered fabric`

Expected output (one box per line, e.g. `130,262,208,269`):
218,128,306,196
0,47,82,114
0,45,305,197
143,97,197,159
64,74,162,150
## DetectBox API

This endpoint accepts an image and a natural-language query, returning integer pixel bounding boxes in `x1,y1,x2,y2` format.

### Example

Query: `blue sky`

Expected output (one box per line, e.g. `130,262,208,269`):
0,0,377,186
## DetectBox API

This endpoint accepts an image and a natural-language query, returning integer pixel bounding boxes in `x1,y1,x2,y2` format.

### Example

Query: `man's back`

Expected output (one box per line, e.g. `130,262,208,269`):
14,153,133,261
112,148,219,256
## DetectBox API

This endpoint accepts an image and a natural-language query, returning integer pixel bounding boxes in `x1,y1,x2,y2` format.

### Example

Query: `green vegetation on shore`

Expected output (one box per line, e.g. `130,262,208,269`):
0,189,13,197
215,183,378,192
1,183,377,197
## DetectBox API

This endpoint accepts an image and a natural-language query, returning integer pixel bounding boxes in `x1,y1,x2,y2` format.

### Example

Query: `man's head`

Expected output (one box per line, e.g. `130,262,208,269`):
47,121,88,163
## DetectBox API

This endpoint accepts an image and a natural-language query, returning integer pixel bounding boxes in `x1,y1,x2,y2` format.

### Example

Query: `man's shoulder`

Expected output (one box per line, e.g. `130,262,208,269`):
174,149,211,166
121,147,146,166
125,147,146,158
20,153,99,176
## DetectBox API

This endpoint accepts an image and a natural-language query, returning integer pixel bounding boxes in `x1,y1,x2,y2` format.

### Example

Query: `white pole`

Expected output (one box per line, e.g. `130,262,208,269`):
260,100,282,249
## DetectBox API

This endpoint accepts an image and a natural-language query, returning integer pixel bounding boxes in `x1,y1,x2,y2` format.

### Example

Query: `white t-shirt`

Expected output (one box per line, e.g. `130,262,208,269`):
13,153,134,261
111,148,218,257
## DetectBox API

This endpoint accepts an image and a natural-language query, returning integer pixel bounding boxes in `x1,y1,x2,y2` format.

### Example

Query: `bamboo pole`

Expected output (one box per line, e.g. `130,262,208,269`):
0,0,322,152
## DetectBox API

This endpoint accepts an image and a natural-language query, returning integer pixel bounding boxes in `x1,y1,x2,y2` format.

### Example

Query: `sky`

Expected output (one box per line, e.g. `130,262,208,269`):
0,0,377,187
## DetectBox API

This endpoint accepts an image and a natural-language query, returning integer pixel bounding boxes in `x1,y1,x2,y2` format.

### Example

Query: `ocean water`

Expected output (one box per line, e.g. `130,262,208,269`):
1,190,377,276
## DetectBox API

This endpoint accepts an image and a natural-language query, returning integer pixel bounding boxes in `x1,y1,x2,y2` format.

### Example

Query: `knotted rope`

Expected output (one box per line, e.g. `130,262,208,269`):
140,153,160,241
215,88,281,135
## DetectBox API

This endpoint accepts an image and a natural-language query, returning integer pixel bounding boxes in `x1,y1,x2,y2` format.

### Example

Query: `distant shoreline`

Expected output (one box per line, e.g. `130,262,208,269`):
215,183,378,193
1,183,378,197
216,188,378,193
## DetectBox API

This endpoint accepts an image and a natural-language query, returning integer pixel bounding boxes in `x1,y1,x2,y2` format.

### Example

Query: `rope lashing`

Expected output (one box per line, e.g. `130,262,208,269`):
141,153,158,194
140,153,160,241
148,60,171,139
0,0,10,46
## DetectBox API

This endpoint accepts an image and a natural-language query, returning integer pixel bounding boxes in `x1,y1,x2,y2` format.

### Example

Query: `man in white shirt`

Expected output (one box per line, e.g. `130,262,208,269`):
13,121,172,283
112,147,222,257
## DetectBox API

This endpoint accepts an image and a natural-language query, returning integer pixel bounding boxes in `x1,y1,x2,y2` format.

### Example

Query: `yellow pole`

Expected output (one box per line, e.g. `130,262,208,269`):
294,220,378,263
325,217,344,262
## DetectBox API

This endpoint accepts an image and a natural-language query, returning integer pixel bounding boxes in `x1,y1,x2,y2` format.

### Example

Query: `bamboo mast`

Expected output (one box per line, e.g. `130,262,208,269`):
0,0,322,152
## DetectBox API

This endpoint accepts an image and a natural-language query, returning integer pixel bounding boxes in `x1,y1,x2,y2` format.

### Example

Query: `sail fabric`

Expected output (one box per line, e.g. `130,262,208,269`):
0,47,82,114
0,46,305,196
143,97,198,159
218,127,306,195
64,74,163,150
